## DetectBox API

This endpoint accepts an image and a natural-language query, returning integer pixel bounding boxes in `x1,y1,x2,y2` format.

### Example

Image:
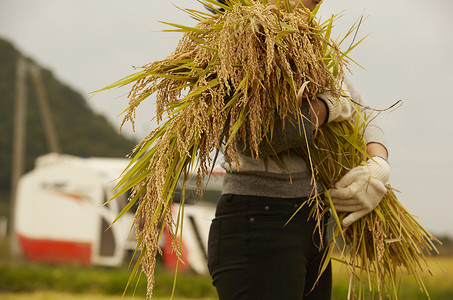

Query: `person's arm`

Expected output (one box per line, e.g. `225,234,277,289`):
328,80,391,227
366,142,388,160
246,101,314,157
306,85,353,130
311,96,389,160
240,84,355,158
309,98,328,129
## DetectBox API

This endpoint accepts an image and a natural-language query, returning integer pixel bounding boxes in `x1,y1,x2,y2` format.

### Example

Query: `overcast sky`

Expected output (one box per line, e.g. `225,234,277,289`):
1,0,452,236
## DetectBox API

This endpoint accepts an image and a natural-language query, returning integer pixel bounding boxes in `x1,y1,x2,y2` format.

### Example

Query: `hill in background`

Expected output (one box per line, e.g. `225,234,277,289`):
0,37,136,208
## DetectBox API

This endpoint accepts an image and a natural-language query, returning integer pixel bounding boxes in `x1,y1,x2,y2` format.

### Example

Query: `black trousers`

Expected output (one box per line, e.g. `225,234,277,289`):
207,194,332,300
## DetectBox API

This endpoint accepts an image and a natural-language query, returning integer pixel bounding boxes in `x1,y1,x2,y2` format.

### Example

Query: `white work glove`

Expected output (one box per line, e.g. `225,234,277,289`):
329,156,391,227
317,85,353,123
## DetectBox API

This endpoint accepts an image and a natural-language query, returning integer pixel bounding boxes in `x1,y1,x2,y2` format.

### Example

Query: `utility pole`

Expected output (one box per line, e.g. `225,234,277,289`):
10,55,27,257
30,63,60,153
9,58,61,257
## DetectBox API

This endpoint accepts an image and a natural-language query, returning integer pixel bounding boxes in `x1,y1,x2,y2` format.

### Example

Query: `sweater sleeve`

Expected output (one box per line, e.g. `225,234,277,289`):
344,78,388,150
238,100,314,158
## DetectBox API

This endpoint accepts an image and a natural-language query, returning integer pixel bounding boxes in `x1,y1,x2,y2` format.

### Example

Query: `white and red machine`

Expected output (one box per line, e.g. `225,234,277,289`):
14,153,223,274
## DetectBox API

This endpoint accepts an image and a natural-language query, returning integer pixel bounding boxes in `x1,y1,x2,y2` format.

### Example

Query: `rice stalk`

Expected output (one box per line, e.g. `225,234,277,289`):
297,112,440,299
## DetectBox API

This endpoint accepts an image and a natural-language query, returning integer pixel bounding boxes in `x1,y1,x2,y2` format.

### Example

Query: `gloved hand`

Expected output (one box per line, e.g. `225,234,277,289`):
317,85,353,123
328,156,391,227
297,83,353,123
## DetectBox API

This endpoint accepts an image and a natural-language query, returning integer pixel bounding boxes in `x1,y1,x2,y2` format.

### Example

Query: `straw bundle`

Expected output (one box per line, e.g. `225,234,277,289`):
98,1,439,299
298,116,440,299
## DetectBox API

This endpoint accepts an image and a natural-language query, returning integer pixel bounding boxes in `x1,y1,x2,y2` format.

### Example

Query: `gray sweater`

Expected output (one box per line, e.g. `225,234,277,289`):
221,82,387,198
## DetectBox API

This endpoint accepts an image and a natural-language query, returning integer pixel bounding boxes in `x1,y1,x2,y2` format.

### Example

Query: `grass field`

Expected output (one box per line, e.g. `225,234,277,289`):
1,256,452,299
1,235,452,299
0,292,215,300
331,256,453,299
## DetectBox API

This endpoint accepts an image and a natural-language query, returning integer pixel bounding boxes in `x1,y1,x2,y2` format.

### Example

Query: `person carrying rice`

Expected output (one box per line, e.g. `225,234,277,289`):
206,0,390,299
100,0,439,298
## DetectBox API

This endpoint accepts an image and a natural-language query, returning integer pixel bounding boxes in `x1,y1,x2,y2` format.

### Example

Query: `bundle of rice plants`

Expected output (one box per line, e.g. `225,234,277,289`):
297,113,440,299
96,0,439,299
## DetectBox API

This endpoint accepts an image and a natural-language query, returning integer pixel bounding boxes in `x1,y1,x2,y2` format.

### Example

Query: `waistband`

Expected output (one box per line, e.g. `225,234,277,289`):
215,194,310,217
